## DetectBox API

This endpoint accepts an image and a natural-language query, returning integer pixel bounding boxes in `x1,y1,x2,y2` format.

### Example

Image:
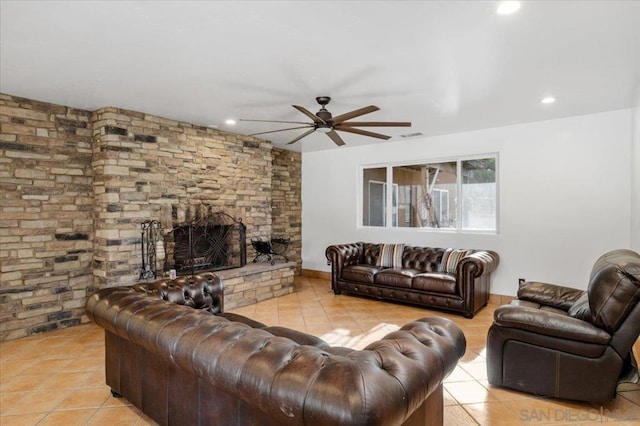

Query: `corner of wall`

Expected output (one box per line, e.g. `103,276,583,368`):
632,85,640,252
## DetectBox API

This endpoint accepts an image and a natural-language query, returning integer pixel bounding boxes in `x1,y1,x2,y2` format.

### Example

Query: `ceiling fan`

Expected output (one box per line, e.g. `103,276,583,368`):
240,96,411,146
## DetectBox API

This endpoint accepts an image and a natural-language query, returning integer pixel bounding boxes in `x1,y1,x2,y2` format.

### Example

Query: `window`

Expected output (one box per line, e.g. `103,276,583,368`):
361,156,497,232
363,168,386,227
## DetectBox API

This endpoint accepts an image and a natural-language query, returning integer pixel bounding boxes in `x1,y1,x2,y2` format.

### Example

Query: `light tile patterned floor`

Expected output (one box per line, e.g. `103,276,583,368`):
1,276,639,425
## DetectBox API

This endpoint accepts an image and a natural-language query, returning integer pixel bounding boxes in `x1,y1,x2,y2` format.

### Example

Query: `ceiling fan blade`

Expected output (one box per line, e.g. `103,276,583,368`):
293,105,325,124
326,130,346,146
331,105,379,124
287,128,316,145
250,125,313,137
336,127,391,140
336,121,411,127
240,119,312,125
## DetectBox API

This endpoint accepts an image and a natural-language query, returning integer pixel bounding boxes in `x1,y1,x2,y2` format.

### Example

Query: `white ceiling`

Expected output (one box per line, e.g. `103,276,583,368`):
1,1,639,152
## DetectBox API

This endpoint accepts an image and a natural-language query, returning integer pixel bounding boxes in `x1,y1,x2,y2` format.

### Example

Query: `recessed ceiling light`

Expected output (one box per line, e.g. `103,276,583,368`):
225,119,236,125
540,96,556,104
496,1,521,15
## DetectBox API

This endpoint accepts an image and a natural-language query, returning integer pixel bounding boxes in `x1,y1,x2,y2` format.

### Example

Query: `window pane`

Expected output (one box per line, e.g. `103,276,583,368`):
462,158,496,230
391,162,456,228
363,167,387,226
392,165,423,228
424,162,457,229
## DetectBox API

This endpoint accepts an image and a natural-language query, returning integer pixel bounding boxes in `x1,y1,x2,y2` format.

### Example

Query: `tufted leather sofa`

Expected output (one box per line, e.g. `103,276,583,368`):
486,249,640,402
326,243,499,318
86,273,467,426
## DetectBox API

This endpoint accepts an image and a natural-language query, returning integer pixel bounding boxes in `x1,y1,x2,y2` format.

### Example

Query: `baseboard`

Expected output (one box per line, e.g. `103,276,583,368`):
301,269,331,280
488,294,515,306
300,269,514,304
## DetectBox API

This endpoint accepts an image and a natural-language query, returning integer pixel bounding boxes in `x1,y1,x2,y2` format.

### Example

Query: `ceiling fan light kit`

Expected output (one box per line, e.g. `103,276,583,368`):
241,96,411,146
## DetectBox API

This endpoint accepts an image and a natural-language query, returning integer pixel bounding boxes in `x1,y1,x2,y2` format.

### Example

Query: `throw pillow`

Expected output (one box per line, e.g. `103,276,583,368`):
376,244,404,268
440,248,471,273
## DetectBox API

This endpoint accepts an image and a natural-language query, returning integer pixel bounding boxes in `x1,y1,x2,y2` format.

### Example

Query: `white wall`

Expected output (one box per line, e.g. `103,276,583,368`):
632,87,640,252
302,109,633,296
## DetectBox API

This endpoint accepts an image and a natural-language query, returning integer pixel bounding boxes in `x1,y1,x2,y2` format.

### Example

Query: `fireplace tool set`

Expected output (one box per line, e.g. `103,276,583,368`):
139,220,163,280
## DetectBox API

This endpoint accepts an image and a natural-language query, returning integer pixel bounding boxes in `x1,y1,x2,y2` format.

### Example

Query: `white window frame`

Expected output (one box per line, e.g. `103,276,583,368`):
359,154,499,234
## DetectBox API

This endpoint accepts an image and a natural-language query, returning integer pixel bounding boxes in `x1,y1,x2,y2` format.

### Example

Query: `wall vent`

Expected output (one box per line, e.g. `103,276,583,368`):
400,132,424,138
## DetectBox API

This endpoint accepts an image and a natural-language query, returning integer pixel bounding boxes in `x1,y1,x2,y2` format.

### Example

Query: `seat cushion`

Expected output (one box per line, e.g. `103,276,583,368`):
342,264,380,284
509,299,568,316
374,269,418,288
412,273,457,295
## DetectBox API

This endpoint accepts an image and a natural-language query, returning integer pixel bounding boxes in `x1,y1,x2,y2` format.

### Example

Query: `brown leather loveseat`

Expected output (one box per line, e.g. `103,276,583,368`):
486,249,640,402
326,242,499,318
86,273,467,425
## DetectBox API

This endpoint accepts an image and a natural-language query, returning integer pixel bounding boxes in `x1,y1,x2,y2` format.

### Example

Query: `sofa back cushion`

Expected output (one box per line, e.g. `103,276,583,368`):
402,246,446,273
588,249,640,333
362,243,380,265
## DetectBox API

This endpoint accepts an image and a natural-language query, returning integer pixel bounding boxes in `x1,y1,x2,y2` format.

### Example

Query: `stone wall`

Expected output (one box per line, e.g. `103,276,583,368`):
0,94,302,341
90,106,273,288
271,148,302,274
0,94,94,340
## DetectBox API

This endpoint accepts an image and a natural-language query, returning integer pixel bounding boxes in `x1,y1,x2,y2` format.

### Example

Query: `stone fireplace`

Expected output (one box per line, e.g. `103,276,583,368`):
0,94,302,340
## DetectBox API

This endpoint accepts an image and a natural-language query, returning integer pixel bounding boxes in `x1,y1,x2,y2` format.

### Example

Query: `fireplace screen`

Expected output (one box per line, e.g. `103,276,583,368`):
169,212,247,275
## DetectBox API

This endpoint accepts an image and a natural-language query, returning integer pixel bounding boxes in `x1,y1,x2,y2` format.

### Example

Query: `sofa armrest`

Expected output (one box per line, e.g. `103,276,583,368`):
456,251,499,309
457,250,500,277
493,304,610,345
325,243,364,289
517,281,585,311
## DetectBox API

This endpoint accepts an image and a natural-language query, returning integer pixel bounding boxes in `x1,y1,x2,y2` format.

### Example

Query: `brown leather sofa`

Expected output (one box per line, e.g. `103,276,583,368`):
326,243,499,318
486,249,640,402
86,273,466,425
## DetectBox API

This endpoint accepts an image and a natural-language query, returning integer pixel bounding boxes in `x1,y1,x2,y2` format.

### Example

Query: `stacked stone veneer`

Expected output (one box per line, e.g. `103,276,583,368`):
90,106,275,287
272,148,302,274
1,94,302,340
217,262,296,310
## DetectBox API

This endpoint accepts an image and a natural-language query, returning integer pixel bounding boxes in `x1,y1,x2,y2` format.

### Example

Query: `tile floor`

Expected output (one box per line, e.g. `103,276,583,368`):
1,276,639,425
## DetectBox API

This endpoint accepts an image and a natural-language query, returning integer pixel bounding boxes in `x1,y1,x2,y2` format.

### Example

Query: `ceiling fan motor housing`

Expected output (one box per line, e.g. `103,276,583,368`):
315,96,331,106
316,109,332,122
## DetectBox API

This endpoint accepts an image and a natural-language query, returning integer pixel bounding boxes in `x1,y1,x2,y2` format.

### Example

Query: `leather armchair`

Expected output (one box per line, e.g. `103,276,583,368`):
486,249,640,402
